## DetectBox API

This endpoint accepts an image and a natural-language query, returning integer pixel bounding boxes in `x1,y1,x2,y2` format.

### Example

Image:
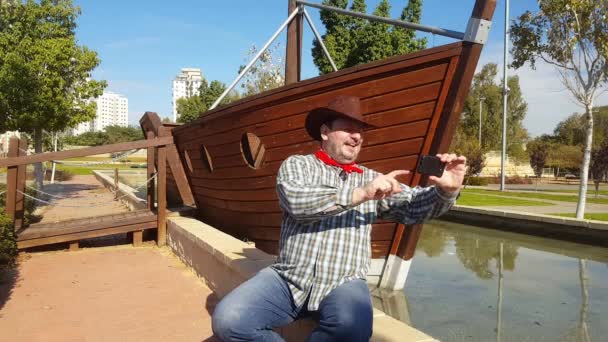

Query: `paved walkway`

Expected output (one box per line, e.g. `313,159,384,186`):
0,246,219,342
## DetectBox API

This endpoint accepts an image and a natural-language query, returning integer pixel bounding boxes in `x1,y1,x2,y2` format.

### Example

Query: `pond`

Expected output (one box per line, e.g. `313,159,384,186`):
373,220,608,342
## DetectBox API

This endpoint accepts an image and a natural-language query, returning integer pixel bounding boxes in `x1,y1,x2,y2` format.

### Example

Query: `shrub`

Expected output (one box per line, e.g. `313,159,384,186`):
0,210,18,269
466,176,490,186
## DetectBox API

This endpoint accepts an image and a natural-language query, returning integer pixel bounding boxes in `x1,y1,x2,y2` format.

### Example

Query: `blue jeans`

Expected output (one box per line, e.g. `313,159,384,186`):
212,267,373,341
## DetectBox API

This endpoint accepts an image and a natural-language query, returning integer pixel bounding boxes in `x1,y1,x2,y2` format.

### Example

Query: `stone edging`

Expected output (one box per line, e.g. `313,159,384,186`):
443,205,608,247
92,170,147,211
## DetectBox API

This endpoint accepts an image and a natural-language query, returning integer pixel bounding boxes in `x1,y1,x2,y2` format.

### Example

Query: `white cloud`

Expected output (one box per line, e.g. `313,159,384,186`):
477,42,608,137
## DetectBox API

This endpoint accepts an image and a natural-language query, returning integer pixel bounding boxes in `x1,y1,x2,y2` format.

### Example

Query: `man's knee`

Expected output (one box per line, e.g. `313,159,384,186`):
211,300,240,340
321,298,372,340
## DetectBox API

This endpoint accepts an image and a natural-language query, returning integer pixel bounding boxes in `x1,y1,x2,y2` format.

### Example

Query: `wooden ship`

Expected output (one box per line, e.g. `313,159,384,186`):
168,0,496,262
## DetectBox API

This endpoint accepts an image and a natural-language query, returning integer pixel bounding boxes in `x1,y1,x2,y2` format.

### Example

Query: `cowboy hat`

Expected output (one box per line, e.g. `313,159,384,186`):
305,95,376,141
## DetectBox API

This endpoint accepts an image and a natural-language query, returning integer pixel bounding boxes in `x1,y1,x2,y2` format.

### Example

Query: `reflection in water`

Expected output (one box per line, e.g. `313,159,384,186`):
374,220,608,342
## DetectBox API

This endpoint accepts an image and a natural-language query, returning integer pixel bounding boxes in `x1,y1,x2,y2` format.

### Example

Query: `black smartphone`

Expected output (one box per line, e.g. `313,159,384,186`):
417,155,446,177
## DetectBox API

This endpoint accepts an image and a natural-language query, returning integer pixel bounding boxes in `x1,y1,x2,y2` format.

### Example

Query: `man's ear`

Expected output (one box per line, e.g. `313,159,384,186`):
320,123,330,141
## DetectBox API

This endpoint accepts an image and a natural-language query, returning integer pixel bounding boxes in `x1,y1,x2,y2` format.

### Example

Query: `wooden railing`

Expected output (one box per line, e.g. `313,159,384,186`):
0,133,174,246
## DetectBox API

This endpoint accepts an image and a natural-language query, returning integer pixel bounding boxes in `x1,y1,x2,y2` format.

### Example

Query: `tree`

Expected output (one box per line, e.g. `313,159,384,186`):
312,0,426,75
452,135,485,187
239,44,284,97
511,0,608,219
590,143,608,198
528,139,550,190
554,106,608,148
0,0,106,188
104,125,143,144
176,78,237,123
547,144,583,177
455,63,529,160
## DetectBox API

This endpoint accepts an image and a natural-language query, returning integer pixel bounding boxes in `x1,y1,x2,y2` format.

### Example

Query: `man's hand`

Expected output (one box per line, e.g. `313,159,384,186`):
429,153,466,193
352,170,409,205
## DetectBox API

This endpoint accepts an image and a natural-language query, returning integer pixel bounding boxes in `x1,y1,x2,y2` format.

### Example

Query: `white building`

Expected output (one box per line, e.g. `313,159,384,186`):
72,91,129,135
172,68,203,122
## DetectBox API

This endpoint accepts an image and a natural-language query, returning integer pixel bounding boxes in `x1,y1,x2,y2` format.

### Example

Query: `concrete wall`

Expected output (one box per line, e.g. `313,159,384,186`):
166,216,439,342
93,170,147,211
444,205,608,247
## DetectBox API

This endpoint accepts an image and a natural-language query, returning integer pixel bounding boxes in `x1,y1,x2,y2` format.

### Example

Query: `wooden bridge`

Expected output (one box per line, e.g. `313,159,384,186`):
0,112,194,250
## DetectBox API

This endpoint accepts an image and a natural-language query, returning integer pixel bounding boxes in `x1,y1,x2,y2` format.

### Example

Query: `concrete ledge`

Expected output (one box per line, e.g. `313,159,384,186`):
167,216,438,342
444,205,608,247
93,170,147,211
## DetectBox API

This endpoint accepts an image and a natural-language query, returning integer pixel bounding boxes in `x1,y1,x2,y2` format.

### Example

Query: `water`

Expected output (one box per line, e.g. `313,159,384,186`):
376,220,608,342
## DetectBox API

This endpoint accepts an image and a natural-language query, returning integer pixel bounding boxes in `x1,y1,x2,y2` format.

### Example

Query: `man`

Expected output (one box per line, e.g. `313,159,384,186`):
212,95,465,341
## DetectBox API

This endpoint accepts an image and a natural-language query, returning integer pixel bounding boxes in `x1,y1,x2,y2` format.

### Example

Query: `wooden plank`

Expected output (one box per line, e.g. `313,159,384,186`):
196,196,280,213
5,137,18,226
0,136,173,168
147,131,156,211
157,145,167,246
285,0,302,84
14,137,27,230
193,186,278,202
372,241,391,259
166,143,195,206
17,221,157,249
190,175,276,191
19,212,156,240
24,210,155,230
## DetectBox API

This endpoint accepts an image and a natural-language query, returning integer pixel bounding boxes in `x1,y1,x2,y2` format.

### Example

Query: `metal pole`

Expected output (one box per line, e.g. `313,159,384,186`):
297,0,465,40
479,97,484,146
500,0,509,191
302,7,338,72
210,8,301,110
496,242,504,342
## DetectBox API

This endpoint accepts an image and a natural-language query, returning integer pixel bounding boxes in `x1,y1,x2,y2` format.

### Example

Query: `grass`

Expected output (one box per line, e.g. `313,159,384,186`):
64,156,147,163
548,213,608,222
54,163,142,175
461,188,608,205
457,192,553,207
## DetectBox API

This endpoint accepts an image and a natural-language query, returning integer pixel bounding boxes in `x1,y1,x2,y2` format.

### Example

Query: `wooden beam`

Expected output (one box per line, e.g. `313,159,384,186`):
157,145,167,246
396,224,423,261
0,136,173,168
132,231,143,247
5,137,19,227
147,131,156,212
69,241,79,251
285,0,303,84
17,221,157,249
14,137,28,230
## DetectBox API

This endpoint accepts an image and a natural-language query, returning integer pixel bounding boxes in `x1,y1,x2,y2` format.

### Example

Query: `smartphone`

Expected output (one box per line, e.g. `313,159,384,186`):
417,155,446,177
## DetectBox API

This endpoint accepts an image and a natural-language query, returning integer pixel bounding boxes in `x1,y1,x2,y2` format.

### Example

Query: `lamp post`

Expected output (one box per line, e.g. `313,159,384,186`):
479,96,485,146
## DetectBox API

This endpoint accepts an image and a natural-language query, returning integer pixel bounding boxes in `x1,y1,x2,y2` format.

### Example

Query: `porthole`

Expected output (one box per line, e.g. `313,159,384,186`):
240,132,266,169
200,144,213,172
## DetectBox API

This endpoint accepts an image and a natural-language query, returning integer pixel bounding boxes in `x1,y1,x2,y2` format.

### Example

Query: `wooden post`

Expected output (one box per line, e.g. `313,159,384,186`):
285,0,303,85
146,131,156,211
133,231,143,247
14,138,27,230
157,145,167,246
5,137,19,228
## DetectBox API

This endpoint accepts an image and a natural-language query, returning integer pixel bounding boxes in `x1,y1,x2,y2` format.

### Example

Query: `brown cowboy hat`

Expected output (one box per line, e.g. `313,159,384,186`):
305,95,376,141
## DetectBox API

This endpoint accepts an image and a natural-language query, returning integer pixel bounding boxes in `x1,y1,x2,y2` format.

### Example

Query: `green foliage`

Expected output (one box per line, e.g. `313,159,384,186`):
457,63,529,156
590,141,608,194
547,143,582,171
239,44,284,97
312,0,426,75
0,209,17,269
0,0,107,134
466,177,489,186
64,125,142,146
177,78,237,123
553,106,608,148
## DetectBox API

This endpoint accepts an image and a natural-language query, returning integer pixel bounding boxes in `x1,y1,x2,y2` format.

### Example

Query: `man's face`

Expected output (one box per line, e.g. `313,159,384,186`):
320,117,364,164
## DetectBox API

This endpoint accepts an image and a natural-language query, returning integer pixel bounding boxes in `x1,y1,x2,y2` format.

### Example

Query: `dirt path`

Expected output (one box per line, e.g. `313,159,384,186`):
0,246,219,341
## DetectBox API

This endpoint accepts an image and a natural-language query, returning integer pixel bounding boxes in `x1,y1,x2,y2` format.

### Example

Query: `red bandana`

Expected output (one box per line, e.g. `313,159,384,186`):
314,149,363,174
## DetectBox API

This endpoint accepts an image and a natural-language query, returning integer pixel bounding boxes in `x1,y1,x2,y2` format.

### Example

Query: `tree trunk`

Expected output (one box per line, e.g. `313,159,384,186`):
33,128,44,189
575,104,594,220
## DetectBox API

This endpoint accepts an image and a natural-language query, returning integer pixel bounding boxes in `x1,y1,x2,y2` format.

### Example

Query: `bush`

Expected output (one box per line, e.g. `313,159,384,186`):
0,210,18,269
466,176,490,186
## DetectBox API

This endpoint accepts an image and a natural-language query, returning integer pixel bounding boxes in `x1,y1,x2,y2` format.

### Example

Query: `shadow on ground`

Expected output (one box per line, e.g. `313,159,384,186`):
0,265,19,312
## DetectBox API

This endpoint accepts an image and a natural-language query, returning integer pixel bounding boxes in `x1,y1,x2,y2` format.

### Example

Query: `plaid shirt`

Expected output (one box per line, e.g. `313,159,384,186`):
272,154,458,311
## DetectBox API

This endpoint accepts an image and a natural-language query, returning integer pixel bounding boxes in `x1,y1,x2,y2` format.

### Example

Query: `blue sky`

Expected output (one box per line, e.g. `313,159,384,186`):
73,0,607,136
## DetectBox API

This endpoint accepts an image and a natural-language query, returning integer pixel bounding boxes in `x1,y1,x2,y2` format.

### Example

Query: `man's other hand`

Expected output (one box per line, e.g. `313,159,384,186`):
429,153,466,193
352,170,409,204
